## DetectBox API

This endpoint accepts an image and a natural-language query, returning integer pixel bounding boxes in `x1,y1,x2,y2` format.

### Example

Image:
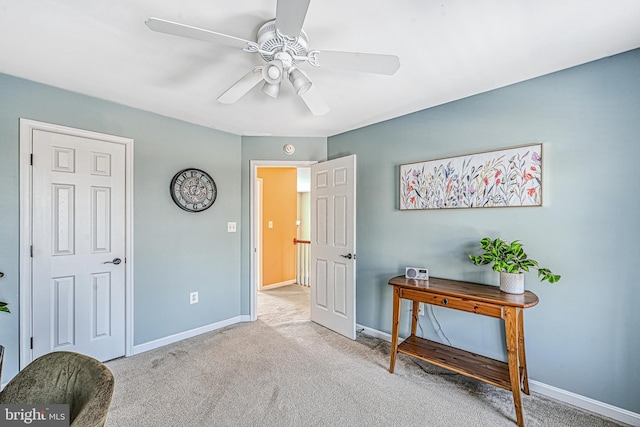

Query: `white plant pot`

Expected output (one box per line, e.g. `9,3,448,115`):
500,272,525,294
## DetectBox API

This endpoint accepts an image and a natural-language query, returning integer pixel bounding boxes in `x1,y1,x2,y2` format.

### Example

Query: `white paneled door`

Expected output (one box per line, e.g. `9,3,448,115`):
310,155,356,340
31,130,126,361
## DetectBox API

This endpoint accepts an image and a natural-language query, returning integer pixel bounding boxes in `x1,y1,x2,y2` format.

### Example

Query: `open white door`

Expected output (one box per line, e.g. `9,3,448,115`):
310,155,356,340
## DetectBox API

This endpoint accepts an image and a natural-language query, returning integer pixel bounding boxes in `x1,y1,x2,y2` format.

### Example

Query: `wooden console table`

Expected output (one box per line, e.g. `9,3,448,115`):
388,276,539,427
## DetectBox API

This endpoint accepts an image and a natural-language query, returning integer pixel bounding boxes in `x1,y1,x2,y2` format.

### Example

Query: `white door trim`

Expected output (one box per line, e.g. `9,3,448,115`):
19,119,134,368
249,160,316,321
255,178,263,291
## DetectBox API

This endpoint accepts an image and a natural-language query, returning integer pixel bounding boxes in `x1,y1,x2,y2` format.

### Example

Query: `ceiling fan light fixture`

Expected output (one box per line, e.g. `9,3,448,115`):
288,68,312,96
262,81,281,98
262,60,284,85
267,66,281,80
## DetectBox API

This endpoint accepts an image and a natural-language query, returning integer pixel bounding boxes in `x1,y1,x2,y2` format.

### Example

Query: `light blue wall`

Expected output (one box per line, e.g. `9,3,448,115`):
0,73,242,380
328,49,640,412
240,136,327,314
2,47,639,414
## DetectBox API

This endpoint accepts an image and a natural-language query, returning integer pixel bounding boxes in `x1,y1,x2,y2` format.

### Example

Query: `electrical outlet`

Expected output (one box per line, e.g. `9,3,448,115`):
190,291,198,304
227,222,237,232
418,302,425,316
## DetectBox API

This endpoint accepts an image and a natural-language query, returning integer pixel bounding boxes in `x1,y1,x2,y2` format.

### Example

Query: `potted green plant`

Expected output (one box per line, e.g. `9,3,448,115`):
0,271,8,313
468,237,560,294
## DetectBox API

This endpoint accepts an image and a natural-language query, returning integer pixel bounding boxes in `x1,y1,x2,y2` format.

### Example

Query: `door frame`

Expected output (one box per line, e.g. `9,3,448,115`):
18,119,134,368
254,178,263,291
249,160,316,321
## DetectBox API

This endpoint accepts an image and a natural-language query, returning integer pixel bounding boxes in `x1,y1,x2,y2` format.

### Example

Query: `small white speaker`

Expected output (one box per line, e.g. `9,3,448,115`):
405,267,429,280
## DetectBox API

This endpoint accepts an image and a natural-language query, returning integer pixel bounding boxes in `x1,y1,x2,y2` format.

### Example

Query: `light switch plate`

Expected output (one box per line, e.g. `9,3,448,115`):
227,222,237,232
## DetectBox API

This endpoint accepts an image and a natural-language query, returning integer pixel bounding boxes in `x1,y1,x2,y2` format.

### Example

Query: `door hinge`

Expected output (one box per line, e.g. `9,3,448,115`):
30,337,33,349
30,245,33,257
30,153,33,165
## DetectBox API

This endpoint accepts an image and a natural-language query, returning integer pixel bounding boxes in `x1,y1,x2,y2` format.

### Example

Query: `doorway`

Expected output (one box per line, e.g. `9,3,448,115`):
256,167,310,291
249,160,316,321
250,155,357,340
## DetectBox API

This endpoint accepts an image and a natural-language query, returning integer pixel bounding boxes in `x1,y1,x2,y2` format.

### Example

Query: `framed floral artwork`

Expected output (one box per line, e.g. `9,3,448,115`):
400,144,542,210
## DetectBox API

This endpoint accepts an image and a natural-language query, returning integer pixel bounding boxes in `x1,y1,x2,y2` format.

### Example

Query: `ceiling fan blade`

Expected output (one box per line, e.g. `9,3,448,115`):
312,50,400,75
217,68,264,104
275,0,311,37
300,85,330,116
145,17,252,50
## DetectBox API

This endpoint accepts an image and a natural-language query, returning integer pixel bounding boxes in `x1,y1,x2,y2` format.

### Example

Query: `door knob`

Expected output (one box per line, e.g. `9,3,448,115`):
340,253,353,259
103,258,122,265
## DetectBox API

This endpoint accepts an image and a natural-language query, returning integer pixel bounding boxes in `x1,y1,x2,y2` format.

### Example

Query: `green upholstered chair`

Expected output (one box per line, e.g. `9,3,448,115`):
0,345,4,384
0,351,114,427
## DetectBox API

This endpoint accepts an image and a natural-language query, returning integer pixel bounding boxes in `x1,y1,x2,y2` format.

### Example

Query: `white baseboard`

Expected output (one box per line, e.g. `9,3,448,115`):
528,380,639,426
356,324,639,426
357,324,394,342
133,316,244,355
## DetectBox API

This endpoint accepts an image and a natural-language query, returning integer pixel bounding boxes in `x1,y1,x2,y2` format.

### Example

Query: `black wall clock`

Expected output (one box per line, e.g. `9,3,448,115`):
170,168,217,212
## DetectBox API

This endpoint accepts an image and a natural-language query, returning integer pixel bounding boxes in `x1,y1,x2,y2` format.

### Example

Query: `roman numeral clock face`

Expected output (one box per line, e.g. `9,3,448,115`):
170,168,217,212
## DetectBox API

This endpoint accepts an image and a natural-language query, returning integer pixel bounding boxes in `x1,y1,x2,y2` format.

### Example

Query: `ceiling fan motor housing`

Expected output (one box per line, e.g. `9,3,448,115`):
257,20,309,67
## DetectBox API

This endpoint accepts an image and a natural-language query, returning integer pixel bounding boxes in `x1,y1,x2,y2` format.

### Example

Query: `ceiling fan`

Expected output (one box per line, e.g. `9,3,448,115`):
145,0,400,115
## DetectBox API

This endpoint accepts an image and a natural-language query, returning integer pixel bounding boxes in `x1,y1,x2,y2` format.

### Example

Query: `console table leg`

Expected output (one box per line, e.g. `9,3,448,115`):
389,286,401,373
505,306,525,427
411,300,419,336
517,308,530,395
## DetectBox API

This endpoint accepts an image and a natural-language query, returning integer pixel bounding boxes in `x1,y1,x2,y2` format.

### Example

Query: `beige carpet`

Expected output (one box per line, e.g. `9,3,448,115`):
105,285,626,426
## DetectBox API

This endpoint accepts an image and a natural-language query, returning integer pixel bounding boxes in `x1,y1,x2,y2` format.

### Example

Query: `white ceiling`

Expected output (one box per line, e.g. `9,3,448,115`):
1,1,639,137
